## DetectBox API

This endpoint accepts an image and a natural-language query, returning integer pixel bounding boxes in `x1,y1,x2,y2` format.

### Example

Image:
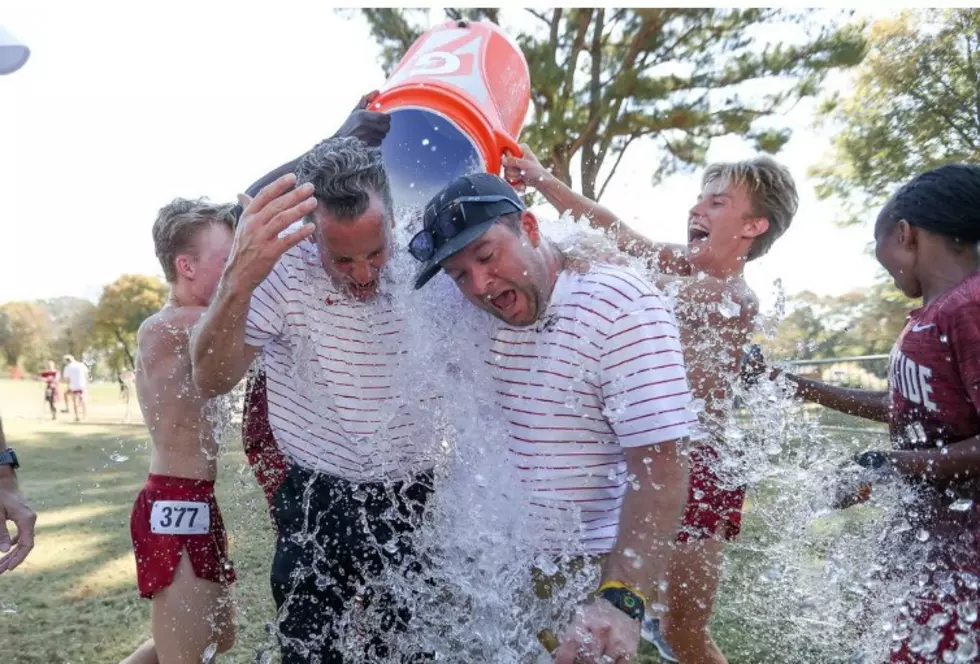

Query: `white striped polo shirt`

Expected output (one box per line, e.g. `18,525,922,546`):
489,266,697,553
244,240,437,482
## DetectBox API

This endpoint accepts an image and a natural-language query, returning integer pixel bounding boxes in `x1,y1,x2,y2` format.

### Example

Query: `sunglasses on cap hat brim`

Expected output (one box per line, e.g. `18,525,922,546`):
408,195,524,263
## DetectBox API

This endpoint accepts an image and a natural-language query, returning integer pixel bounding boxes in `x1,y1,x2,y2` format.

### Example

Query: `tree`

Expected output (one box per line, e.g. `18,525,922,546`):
361,8,866,200
811,9,980,225
766,277,912,361
0,301,52,372
93,274,168,370
43,296,97,361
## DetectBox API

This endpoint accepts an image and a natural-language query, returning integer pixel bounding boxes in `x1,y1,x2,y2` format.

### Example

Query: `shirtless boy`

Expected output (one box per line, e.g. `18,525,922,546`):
122,199,239,664
505,148,799,663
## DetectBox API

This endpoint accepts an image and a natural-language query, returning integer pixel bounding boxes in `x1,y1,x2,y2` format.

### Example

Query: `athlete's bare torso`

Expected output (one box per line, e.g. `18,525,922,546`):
135,305,222,481
654,273,758,422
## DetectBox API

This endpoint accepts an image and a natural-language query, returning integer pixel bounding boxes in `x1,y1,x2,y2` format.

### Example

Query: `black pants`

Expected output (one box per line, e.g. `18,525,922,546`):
270,465,433,664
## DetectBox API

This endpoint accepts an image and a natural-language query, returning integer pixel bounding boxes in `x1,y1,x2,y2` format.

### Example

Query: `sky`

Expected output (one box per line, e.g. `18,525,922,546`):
0,3,887,314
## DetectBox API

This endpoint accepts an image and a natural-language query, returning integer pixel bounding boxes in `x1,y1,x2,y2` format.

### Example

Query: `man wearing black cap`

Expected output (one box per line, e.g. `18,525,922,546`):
411,173,697,664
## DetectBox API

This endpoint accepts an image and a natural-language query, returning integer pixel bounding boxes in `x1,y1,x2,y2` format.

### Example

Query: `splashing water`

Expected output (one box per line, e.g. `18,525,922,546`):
536,216,936,662
190,208,945,662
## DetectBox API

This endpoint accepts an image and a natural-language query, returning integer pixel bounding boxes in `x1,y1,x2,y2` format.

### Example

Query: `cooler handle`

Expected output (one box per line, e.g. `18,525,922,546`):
496,131,524,187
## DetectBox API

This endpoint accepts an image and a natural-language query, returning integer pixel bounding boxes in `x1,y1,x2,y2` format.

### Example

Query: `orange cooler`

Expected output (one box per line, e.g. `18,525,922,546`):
373,19,531,206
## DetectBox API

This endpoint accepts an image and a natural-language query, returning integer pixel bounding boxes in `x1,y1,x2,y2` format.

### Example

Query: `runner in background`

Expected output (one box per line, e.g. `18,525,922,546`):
62,355,89,422
38,361,60,421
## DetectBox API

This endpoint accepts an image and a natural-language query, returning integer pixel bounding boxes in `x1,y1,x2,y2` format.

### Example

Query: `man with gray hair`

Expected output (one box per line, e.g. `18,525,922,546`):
505,147,799,664
191,137,434,663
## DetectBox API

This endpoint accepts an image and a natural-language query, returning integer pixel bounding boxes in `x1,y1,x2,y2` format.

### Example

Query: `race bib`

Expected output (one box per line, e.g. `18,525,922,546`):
149,500,211,535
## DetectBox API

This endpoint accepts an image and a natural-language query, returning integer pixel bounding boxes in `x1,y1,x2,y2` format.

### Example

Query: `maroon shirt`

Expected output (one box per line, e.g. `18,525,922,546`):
888,271,980,561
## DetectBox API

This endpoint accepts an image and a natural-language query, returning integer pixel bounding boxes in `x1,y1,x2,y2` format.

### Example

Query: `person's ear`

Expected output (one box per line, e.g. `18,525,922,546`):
743,216,769,240
521,211,542,247
896,219,918,251
174,254,195,280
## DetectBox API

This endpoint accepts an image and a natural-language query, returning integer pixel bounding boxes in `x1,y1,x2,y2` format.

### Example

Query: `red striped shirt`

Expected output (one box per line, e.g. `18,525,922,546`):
491,267,697,553
243,241,435,481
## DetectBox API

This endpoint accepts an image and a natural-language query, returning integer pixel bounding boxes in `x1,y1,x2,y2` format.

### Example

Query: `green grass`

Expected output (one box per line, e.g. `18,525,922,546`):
0,378,888,663
1,379,278,663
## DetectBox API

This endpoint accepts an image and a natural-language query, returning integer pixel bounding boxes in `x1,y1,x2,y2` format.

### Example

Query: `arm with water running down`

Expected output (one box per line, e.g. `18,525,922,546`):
772,369,891,423
553,294,693,664
502,146,692,276
879,436,980,481
191,175,316,397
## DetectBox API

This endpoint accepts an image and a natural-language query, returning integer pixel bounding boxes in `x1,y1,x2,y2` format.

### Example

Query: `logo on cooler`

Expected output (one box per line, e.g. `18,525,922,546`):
382,28,489,105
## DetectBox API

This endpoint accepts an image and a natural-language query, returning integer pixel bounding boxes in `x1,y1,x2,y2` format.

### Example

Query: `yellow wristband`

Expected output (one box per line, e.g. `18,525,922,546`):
596,580,648,606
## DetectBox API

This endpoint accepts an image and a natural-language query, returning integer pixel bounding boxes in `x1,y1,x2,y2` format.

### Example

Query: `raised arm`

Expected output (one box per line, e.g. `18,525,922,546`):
503,146,691,275
191,174,316,396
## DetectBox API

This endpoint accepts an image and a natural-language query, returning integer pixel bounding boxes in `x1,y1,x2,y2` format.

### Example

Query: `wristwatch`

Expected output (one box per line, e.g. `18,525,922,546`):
854,450,889,471
595,582,646,622
0,448,19,470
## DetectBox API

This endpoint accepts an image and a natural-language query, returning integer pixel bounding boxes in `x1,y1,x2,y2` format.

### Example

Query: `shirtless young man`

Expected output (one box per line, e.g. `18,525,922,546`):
505,148,799,663
122,199,239,664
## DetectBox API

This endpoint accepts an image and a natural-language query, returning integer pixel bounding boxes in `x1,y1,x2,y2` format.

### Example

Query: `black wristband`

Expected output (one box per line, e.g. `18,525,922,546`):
596,586,645,622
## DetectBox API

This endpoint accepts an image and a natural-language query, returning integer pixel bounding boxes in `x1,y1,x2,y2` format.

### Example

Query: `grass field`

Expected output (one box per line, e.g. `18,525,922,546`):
0,377,889,663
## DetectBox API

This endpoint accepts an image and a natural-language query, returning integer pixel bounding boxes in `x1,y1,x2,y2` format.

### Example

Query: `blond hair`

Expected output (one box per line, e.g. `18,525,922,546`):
702,156,799,261
152,198,237,283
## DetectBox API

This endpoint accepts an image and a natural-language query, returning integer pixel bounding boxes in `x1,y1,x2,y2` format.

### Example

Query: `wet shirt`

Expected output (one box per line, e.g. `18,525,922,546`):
888,270,980,549
244,239,437,483
490,267,698,553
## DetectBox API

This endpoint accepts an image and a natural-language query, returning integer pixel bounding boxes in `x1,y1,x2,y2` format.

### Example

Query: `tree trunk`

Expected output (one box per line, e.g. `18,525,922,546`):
550,149,573,188
114,329,135,370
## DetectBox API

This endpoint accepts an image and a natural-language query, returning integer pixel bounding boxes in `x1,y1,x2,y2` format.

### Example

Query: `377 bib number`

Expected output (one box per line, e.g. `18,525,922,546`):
150,500,210,535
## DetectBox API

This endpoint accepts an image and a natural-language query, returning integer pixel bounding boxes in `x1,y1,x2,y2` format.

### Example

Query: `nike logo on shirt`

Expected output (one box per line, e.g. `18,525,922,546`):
911,323,936,332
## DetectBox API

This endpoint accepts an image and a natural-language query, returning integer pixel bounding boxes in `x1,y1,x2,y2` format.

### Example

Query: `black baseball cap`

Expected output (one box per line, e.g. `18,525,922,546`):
410,172,525,289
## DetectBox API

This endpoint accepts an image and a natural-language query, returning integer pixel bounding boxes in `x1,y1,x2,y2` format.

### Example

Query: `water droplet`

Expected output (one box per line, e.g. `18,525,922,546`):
949,499,974,512
109,452,129,463
957,600,978,624
952,632,979,661
940,334,949,344
534,554,558,577
716,295,741,319
422,138,430,146
201,642,218,663
916,529,931,542
693,489,705,500
685,399,706,415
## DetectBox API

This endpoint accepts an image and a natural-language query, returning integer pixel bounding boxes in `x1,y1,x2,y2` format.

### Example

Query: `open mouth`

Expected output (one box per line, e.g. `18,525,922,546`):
349,282,377,297
490,289,517,311
688,226,710,243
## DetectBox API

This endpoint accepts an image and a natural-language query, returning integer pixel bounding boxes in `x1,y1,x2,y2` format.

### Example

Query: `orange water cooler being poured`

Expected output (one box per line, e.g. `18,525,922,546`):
373,19,531,207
